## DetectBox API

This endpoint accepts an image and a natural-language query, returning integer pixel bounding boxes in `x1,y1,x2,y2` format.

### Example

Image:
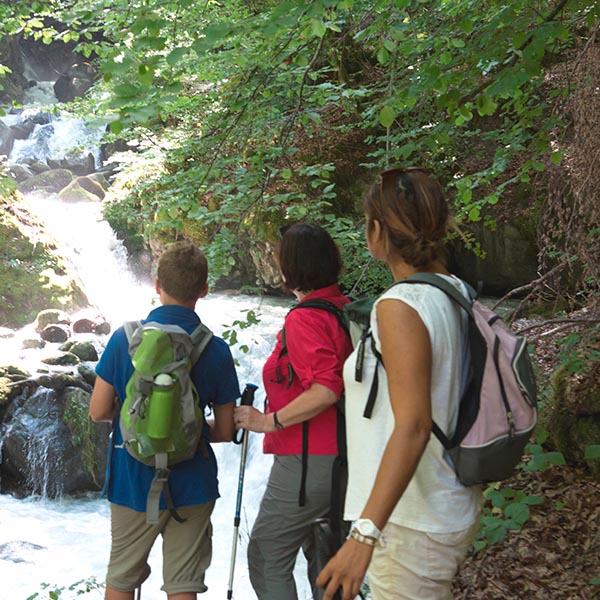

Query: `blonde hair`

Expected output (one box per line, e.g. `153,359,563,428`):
157,240,208,302
364,168,448,269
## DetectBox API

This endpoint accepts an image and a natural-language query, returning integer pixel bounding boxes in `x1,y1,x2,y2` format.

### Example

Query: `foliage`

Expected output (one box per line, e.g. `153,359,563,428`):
3,0,598,298
222,308,262,363
26,577,103,600
474,429,565,551
63,396,98,483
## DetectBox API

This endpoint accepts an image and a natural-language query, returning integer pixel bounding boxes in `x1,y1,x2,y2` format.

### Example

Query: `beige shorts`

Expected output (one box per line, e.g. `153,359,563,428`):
368,519,479,600
106,501,214,595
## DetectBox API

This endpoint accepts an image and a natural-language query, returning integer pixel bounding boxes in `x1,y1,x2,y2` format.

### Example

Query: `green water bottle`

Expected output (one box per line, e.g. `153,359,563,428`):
147,373,174,439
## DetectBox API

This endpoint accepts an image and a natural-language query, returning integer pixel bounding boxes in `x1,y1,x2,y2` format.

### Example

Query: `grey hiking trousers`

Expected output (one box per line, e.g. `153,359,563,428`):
248,454,336,600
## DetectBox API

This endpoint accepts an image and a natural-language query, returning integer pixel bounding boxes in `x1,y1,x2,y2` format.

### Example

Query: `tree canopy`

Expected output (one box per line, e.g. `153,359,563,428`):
1,0,599,303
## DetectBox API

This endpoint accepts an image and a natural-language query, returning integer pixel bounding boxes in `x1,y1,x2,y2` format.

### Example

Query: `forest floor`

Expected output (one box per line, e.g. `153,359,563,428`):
453,464,600,599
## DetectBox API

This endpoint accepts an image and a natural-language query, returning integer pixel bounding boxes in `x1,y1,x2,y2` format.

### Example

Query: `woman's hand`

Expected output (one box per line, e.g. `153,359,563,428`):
316,538,374,600
233,405,274,433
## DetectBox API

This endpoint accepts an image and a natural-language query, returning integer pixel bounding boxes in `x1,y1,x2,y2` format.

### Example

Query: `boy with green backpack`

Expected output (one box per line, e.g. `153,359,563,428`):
90,240,240,600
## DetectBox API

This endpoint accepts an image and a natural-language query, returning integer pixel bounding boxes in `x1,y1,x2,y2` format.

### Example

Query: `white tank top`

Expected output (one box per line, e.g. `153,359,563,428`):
343,275,482,533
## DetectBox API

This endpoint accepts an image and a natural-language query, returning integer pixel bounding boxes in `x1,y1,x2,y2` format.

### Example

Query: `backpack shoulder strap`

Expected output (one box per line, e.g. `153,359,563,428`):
392,273,476,316
289,298,351,338
189,322,214,365
123,320,142,343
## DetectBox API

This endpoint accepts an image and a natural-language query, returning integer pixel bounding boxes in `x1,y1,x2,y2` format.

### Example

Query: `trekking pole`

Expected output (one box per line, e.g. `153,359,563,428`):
227,382,258,599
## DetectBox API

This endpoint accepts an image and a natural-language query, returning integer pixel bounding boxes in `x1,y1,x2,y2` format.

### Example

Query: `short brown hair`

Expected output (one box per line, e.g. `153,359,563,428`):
157,240,208,302
277,223,342,292
364,167,448,269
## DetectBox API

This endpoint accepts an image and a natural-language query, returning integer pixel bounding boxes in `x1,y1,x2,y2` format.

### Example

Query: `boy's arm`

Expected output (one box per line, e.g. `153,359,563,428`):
207,401,235,443
90,375,118,422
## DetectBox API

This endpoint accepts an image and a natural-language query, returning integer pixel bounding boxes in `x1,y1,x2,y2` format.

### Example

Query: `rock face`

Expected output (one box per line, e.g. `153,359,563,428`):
0,308,112,497
1,385,110,497
448,220,538,296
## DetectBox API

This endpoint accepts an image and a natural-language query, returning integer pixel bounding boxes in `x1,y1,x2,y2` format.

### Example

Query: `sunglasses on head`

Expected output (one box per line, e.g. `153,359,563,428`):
378,166,429,196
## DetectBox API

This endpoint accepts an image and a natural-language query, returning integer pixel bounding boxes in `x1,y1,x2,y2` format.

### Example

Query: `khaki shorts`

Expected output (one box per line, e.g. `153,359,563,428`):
106,501,214,595
368,519,480,600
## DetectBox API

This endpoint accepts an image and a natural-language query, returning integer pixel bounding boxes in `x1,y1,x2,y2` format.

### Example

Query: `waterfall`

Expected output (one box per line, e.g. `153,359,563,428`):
0,85,312,598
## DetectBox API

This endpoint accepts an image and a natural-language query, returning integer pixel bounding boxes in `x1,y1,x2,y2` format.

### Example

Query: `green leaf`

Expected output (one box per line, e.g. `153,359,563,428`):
550,151,563,164
311,19,326,38
468,206,480,221
167,47,189,66
109,120,124,135
377,46,389,65
138,64,154,86
281,168,292,180
521,495,544,505
476,94,498,116
504,502,530,525
379,105,396,128
585,445,600,460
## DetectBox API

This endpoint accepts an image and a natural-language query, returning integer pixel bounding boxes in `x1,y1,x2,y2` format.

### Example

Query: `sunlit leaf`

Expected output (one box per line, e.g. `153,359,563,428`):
379,105,395,128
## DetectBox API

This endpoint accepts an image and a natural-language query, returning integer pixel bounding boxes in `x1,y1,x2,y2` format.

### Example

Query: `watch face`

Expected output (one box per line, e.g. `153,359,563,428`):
355,518,381,539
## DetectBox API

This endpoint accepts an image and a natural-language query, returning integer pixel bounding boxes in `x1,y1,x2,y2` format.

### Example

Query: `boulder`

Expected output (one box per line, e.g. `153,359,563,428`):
40,325,70,344
59,340,98,362
0,384,110,496
58,177,104,202
21,338,45,350
6,164,34,183
34,309,71,333
18,169,73,195
41,351,80,366
53,63,94,103
0,121,14,157
27,160,50,175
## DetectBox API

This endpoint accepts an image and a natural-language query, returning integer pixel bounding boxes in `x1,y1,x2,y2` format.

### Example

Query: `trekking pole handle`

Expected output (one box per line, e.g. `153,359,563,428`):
241,382,258,406
234,383,258,444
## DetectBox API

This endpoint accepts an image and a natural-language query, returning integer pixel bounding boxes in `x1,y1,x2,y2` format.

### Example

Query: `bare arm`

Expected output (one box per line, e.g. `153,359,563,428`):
233,382,337,433
89,375,118,422
207,401,235,442
317,298,433,599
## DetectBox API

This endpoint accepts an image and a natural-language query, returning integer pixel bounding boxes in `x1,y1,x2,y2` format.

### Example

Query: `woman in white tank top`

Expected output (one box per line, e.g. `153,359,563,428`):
317,168,482,600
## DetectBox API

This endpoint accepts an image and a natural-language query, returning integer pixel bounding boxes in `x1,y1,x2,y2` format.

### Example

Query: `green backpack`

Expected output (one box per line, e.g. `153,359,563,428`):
120,320,213,524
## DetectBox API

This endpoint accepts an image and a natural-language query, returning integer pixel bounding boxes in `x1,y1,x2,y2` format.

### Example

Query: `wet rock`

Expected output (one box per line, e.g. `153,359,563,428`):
41,351,80,366
34,309,71,333
0,121,14,156
18,168,73,195
5,164,34,183
72,310,110,335
77,363,97,387
94,321,111,335
0,541,45,563
0,385,110,496
40,324,70,344
61,341,98,362
21,338,45,350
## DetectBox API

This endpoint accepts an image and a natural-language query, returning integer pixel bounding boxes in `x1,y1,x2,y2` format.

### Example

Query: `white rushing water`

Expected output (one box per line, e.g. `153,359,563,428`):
0,259,313,600
0,83,312,599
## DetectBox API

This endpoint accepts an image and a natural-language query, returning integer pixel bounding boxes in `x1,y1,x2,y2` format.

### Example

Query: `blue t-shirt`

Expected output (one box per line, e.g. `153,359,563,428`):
96,304,240,512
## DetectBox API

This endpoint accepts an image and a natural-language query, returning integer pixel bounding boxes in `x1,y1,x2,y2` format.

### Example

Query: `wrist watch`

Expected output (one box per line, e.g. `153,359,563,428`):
352,518,383,542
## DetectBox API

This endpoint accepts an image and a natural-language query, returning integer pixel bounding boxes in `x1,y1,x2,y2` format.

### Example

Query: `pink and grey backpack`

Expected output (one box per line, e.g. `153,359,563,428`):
347,272,538,486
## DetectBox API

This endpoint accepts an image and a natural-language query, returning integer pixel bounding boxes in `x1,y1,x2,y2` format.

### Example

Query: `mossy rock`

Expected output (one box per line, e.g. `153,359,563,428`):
0,193,88,327
58,177,104,202
547,362,600,481
34,309,71,333
17,169,73,195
